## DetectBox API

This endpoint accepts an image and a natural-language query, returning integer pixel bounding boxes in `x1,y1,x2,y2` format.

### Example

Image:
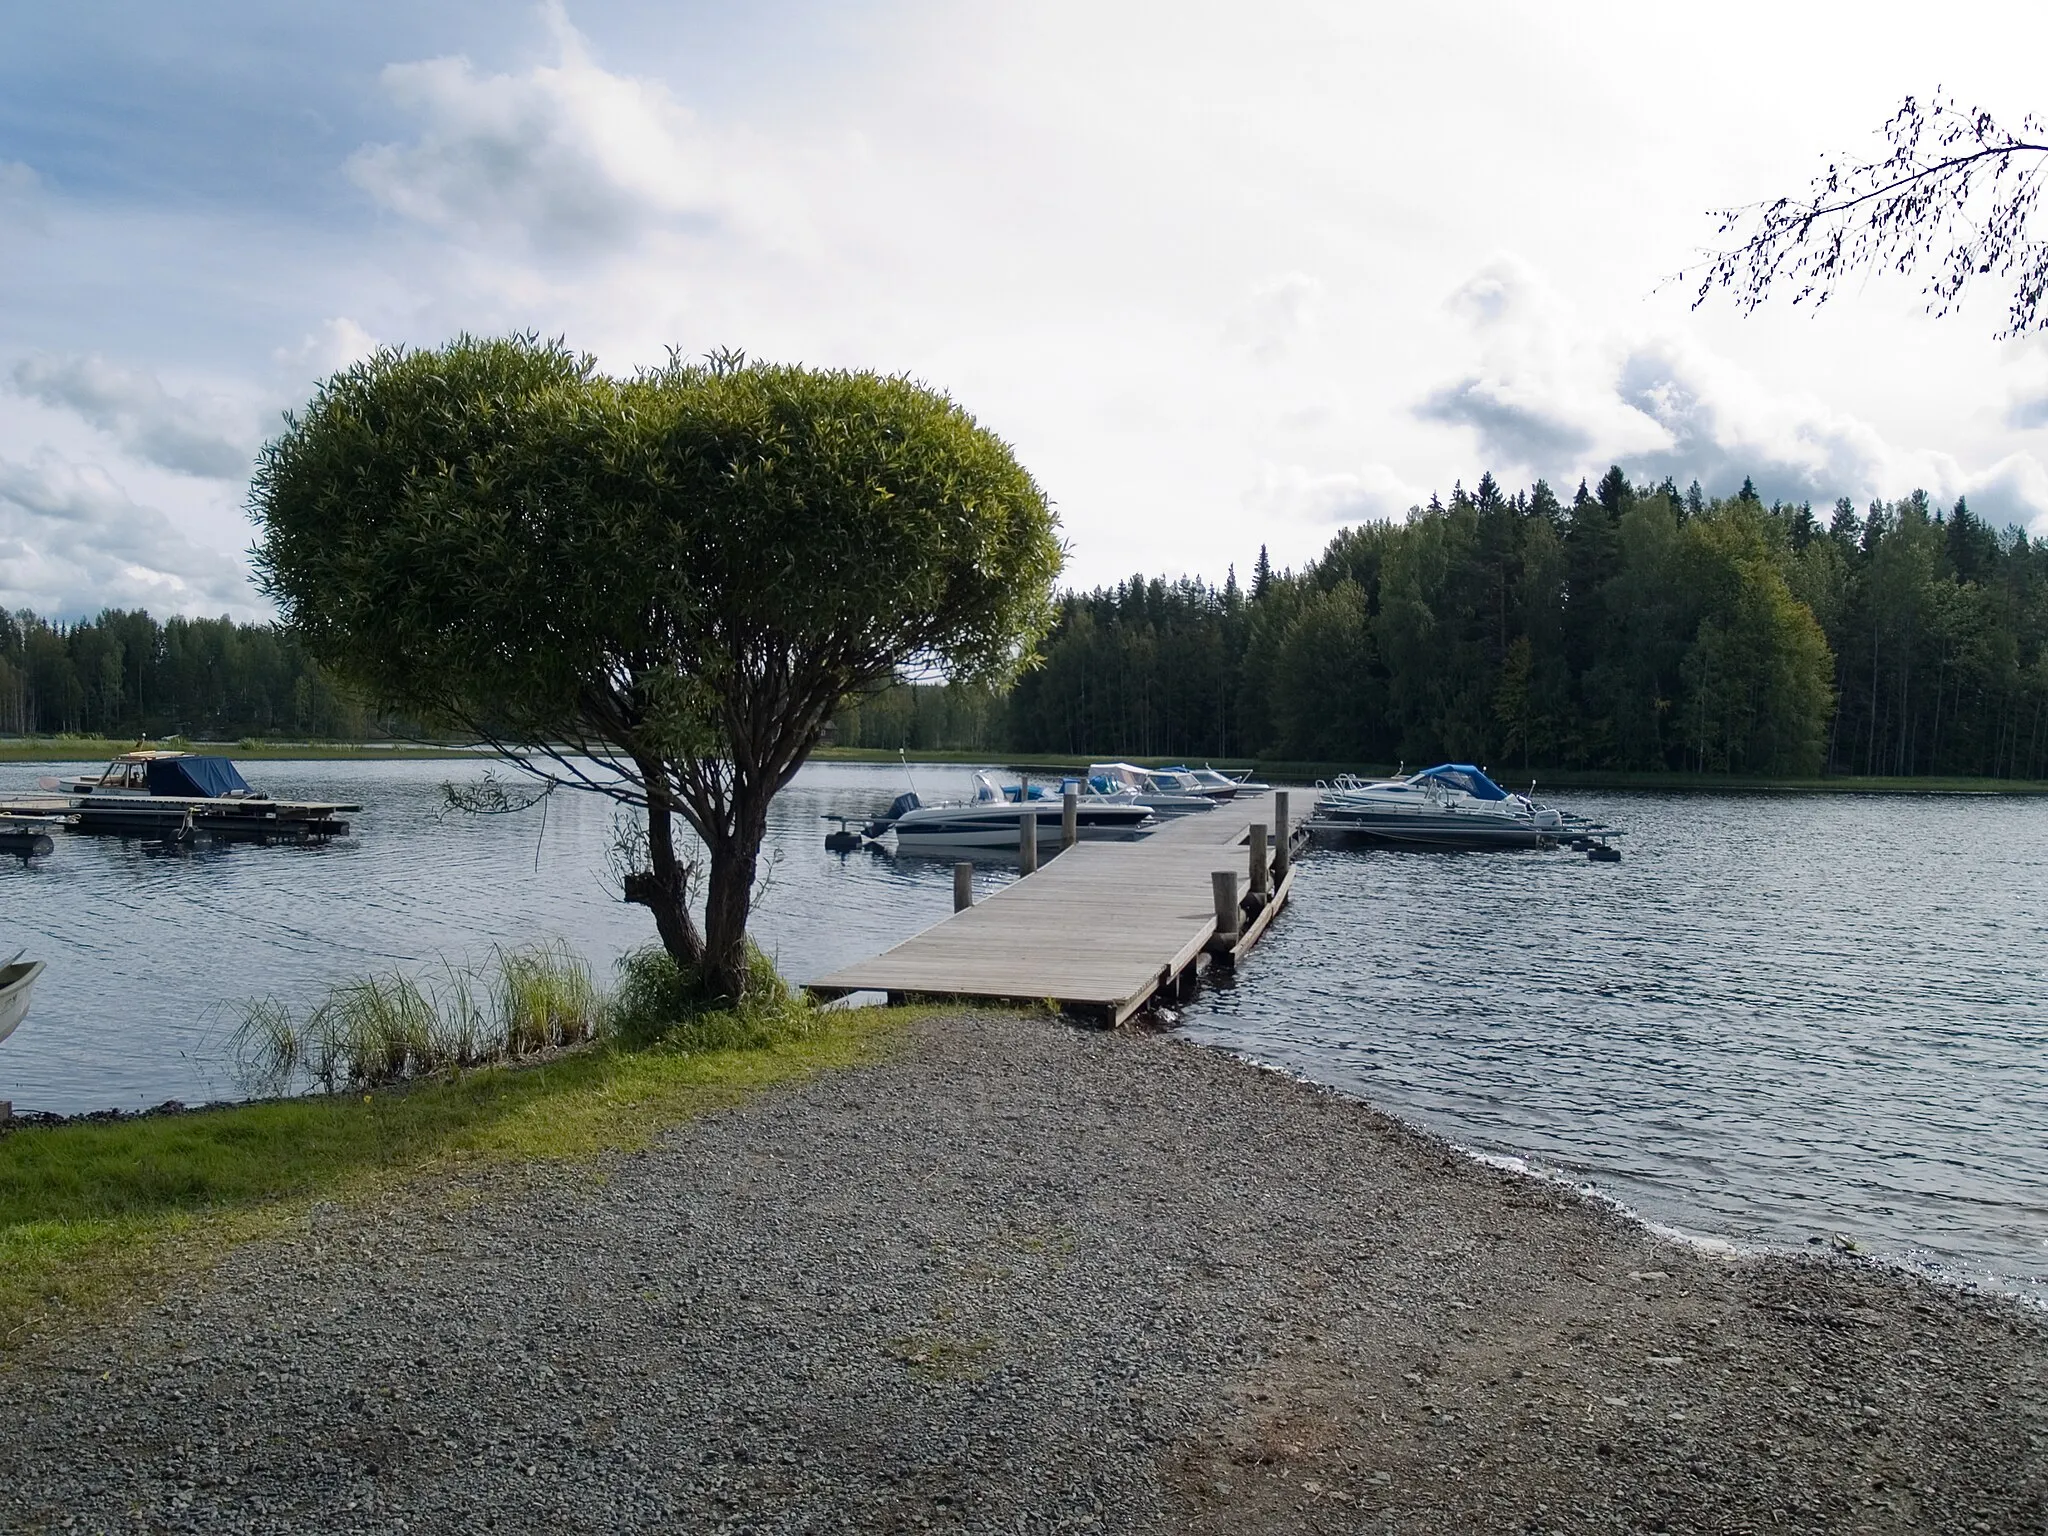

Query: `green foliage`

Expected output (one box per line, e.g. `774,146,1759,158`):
0,607,377,740
249,335,1065,999
608,943,819,1053
231,942,605,1093
249,336,1063,748
1002,469,2048,780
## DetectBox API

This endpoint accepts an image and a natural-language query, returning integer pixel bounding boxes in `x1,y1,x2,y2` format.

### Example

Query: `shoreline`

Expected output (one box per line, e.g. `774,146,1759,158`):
1,1010,2040,1533
9,1013,2042,1319
1197,1040,2048,1318
9,736,2044,793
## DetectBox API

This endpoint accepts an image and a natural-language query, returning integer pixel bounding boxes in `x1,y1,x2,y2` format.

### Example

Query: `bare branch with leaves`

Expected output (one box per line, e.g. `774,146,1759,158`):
1690,92,2048,337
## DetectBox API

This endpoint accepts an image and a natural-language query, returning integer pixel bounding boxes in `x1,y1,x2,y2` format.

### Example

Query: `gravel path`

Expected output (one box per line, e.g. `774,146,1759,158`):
2,1012,2043,1534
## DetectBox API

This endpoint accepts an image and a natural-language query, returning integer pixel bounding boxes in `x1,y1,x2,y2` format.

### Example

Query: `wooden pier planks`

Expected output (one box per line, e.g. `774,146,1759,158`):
808,790,1295,1023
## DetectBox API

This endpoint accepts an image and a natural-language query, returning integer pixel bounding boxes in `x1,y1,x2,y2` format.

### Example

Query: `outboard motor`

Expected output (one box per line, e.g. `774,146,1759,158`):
863,791,921,840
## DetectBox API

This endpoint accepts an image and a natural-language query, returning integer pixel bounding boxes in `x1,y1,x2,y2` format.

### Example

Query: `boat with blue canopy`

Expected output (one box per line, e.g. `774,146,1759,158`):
1310,762,1615,851
50,750,358,843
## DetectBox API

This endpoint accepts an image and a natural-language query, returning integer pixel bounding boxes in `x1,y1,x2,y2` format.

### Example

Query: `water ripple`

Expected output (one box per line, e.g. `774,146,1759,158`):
1183,790,2048,1300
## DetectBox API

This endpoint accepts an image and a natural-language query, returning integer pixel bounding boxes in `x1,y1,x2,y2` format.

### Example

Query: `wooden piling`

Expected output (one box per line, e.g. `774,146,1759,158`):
1211,869,1241,943
954,862,974,912
1274,790,1291,876
1019,812,1039,873
1250,823,1269,898
1061,787,1078,850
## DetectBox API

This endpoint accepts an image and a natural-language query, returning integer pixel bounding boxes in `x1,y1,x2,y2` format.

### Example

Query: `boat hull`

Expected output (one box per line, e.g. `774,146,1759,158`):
1308,811,1553,850
0,960,44,1046
891,807,1153,852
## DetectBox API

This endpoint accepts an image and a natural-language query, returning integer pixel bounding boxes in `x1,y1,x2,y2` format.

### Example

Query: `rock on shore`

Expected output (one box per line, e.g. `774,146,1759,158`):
1,1012,2042,1534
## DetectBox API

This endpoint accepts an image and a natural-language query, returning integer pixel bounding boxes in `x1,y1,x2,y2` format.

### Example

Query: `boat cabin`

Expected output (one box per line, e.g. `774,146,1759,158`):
70,750,259,799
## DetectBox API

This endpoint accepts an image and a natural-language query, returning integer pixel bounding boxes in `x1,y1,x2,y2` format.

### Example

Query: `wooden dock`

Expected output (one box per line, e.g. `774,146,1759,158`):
808,790,1302,1025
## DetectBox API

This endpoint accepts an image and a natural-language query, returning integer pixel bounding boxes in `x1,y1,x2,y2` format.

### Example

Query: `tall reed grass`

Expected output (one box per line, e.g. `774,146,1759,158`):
230,940,605,1094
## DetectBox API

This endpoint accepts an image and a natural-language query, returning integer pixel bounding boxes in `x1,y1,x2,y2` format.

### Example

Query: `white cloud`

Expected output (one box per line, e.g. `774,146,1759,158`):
1228,272,1323,362
1415,255,2048,530
2004,341,2048,432
0,453,252,617
1253,460,1426,525
346,2,738,257
275,317,381,379
10,354,252,480
0,160,46,237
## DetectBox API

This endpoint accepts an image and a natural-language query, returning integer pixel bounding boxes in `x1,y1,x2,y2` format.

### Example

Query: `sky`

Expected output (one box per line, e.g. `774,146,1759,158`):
5,1,2048,619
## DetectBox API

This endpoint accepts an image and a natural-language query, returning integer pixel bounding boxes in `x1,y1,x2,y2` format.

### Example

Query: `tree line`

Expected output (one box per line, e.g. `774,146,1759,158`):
855,468,2048,780
14,466,2048,780
0,608,379,740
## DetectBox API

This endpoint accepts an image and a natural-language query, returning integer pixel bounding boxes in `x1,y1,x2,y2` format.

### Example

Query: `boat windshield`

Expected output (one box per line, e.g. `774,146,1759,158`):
972,772,1004,803
1412,764,1508,801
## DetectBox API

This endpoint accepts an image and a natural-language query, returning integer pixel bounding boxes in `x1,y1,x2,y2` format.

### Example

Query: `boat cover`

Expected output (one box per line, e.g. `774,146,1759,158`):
145,756,253,798
1417,763,1508,800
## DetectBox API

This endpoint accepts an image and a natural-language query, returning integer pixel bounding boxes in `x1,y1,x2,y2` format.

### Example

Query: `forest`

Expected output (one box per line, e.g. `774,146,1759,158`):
0,608,377,740
12,466,2048,779
842,468,2048,780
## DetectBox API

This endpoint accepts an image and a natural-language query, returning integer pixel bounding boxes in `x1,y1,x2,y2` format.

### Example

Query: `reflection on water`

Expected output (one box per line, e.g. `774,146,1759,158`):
3,762,2043,1301
1182,791,2048,1302
0,759,1009,1116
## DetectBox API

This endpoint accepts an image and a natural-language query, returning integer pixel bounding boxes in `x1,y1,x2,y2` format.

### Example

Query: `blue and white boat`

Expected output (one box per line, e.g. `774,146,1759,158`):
1311,763,1610,851
865,771,1155,852
1085,763,1218,816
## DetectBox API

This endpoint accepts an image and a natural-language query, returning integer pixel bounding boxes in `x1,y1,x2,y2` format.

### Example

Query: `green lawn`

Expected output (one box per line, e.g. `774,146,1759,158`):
0,1008,907,1345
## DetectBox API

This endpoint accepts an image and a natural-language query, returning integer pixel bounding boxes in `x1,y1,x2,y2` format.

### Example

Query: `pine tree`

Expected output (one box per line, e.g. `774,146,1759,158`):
1251,545,1272,601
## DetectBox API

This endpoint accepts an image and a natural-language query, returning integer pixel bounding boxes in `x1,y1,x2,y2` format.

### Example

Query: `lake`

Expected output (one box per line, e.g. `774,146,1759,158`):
2,758,2043,1304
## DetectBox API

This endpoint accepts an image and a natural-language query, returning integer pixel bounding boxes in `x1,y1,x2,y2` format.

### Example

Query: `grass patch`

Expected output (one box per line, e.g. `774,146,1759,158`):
0,1004,909,1347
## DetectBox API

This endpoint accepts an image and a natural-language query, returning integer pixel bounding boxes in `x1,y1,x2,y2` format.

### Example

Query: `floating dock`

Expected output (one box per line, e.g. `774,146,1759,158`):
0,793,357,844
808,790,1304,1025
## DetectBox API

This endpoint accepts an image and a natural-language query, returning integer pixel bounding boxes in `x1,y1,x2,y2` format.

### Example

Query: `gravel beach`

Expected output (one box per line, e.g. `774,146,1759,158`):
2,1011,2042,1534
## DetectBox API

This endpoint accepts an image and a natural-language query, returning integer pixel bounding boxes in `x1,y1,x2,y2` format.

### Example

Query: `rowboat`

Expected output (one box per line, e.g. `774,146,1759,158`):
0,955,44,1046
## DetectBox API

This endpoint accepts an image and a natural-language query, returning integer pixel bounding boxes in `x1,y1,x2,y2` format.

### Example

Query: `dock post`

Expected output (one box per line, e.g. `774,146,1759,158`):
1211,870,1241,943
1061,787,1078,850
1274,790,1291,877
954,862,974,912
1250,823,1269,899
1019,812,1039,873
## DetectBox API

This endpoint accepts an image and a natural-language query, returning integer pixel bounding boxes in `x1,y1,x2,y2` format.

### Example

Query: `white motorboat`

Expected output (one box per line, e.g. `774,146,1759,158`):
0,955,43,1046
1084,763,1218,816
864,772,1155,852
1310,763,1613,851
1164,764,1272,799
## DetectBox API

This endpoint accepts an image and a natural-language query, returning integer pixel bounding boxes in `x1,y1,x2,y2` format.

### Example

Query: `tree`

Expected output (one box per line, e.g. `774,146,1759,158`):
253,337,1063,1001
1693,92,2048,337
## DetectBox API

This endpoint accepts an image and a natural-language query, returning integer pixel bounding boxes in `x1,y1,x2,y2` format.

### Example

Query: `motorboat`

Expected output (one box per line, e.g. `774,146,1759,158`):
1310,763,1613,851
41,750,357,842
57,749,262,798
1163,764,1272,799
864,771,1155,852
0,953,43,1046
1084,763,1218,816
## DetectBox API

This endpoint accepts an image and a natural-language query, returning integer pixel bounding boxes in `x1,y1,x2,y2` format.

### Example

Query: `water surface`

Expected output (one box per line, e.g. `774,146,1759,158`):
3,763,2042,1302
0,759,1004,1114
1184,790,2048,1302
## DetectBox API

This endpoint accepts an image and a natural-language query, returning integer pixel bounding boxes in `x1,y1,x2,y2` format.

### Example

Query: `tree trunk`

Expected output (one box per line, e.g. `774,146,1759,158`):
701,785,772,1002
624,798,706,970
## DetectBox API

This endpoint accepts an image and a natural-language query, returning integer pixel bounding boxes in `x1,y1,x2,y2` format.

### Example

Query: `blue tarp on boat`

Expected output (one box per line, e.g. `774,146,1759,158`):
1418,763,1508,800
145,756,253,798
